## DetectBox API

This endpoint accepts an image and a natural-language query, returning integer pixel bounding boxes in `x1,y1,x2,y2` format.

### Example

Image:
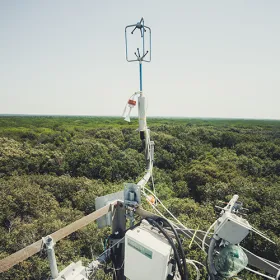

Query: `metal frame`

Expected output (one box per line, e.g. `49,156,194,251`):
125,18,151,63
125,17,151,91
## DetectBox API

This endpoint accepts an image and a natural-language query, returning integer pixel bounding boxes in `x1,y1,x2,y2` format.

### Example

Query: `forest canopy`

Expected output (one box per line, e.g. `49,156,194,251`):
0,116,279,279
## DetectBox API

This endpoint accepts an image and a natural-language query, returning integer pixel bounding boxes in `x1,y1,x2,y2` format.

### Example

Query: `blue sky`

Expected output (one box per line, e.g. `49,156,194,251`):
0,1,279,119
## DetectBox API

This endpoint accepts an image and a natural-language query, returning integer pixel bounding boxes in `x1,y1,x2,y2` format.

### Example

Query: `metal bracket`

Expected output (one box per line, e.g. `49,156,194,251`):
124,183,141,227
95,191,124,228
124,183,141,207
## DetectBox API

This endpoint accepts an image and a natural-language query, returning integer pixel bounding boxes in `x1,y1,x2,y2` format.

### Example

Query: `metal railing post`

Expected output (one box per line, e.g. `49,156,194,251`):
43,235,59,279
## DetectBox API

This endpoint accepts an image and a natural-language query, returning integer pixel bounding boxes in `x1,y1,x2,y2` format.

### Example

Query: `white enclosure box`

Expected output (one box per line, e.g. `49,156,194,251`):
215,212,251,244
55,261,88,280
124,226,172,280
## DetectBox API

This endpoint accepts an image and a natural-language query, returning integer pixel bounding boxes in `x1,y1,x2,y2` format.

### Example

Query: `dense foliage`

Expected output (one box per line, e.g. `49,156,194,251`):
0,116,279,279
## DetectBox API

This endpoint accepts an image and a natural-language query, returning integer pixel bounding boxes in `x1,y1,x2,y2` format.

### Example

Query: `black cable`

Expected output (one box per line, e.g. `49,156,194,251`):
156,217,188,279
146,217,184,279
206,238,222,280
146,217,186,280
206,255,216,280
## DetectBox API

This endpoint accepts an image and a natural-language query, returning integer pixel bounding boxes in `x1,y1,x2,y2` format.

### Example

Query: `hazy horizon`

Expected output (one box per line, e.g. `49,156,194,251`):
1,114,280,122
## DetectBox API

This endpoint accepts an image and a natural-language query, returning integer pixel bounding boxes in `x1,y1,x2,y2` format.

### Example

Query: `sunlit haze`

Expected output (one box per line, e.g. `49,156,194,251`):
1,1,279,119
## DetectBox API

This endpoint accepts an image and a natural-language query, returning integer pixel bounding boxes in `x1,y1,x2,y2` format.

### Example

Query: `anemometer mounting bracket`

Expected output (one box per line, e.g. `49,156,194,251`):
124,183,141,207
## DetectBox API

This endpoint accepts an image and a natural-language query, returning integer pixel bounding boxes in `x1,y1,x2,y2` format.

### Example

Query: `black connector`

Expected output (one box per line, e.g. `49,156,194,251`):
140,131,145,140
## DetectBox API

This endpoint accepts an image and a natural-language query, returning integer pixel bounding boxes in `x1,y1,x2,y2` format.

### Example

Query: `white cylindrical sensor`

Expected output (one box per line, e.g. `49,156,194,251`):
138,93,147,131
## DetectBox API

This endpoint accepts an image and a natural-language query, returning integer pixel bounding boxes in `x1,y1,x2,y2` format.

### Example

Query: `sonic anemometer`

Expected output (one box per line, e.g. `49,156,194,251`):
123,17,151,132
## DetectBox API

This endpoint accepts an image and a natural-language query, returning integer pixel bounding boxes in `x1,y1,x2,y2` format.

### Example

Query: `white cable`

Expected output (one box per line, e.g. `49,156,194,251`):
276,269,280,280
147,130,157,202
190,260,206,267
202,221,217,253
184,259,205,280
150,172,157,205
244,266,275,280
142,188,192,238
177,225,208,248
186,259,200,280
144,193,189,238
138,110,209,252
142,188,205,250
143,188,198,245
251,226,275,244
142,190,193,242
143,129,203,247
141,128,156,201
138,128,153,191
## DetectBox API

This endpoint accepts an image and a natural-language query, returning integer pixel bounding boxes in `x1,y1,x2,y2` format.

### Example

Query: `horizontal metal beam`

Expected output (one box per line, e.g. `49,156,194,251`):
0,202,115,273
242,247,280,277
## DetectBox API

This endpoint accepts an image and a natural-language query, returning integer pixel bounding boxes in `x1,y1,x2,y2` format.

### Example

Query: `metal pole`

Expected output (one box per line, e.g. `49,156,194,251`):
111,201,126,280
139,61,143,91
43,235,59,279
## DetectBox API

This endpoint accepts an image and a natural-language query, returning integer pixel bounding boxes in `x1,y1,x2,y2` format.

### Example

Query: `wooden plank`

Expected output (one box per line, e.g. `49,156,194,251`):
51,202,114,242
0,240,42,273
0,203,114,273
